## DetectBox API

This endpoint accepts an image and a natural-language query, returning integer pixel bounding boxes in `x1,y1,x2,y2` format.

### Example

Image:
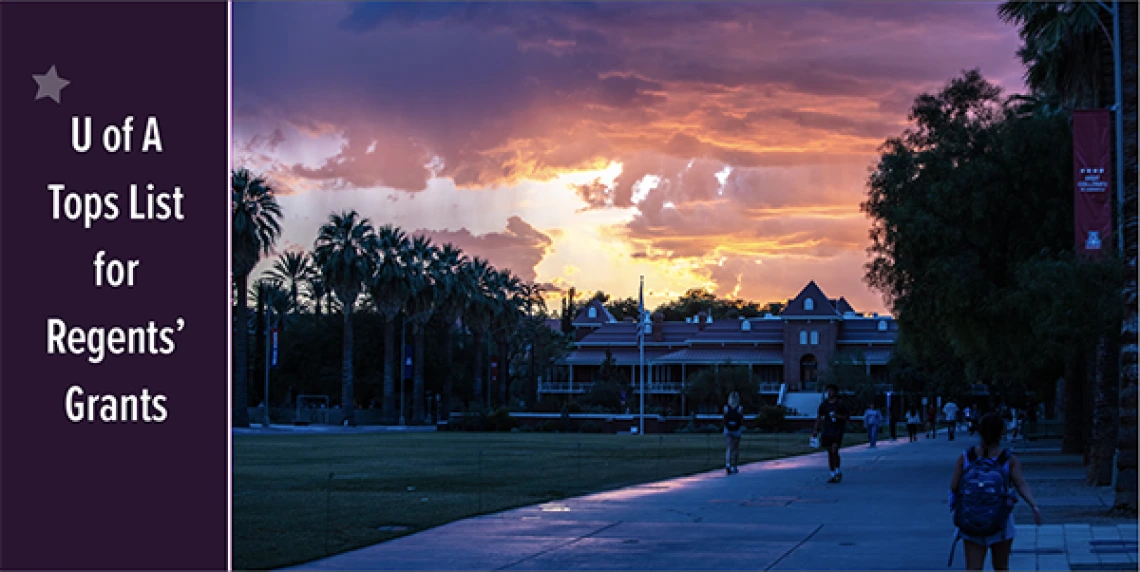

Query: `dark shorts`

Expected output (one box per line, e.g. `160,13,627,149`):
820,434,844,449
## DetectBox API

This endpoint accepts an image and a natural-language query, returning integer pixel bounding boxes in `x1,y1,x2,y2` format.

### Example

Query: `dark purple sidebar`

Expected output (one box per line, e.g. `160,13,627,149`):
1,3,228,569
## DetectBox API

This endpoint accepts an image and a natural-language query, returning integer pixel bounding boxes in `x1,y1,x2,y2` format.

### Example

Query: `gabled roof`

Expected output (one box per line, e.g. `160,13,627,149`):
834,297,856,314
572,298,617,327
782,281,842,318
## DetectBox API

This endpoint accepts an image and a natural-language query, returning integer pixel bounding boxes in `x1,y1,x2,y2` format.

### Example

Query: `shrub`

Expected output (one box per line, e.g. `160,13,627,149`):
578,420,604,433
755,405,787,433
488,408,518,432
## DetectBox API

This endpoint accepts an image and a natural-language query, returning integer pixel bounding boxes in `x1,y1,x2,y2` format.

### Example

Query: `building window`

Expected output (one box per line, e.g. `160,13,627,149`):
878,320,887,332
588,307,597,318
799,331,808,345
804,298,814,311
810,331,819,345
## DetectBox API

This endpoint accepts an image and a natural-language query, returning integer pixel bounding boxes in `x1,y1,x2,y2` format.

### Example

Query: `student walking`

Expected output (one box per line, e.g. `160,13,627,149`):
948,413,1041,570
813,384,849,482
723,391,744,474
943,400,959,441
927,403,938,439
906,409,921,442
863,404,882,448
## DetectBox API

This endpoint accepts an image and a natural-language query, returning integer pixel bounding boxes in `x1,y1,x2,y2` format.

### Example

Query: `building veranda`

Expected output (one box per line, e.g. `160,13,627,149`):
542,281,898,415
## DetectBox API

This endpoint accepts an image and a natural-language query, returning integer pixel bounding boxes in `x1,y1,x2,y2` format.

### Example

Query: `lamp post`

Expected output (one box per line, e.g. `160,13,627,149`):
263,305,275,428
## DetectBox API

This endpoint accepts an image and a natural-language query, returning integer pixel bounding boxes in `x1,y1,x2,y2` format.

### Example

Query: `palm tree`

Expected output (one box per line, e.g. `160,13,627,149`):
490,269,525,407
403,235,439,423
431,243,470,421
463,257,496,408
1000,1,1139,505
999,2,1108,110
232,169,282,428
369,225,412,424
268,251,312,314
313,210,379,427
303,267,328,317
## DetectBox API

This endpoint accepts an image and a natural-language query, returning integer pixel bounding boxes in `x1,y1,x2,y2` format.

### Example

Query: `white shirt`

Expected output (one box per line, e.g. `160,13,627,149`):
943,402,959,420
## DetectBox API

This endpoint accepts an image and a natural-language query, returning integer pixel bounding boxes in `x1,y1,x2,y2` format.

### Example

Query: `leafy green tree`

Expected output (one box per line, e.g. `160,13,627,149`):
231,169,281,427
582,349,627,411
606,297,639,321
682,363,759,413
1000,0,1138,509
862,70,1123,461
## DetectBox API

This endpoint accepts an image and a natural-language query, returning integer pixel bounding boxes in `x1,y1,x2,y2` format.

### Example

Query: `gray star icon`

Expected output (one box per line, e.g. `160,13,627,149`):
33,65,70,104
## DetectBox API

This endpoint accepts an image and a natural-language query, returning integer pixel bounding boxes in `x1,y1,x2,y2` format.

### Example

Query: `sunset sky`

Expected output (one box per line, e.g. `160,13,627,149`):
233,2,1027,314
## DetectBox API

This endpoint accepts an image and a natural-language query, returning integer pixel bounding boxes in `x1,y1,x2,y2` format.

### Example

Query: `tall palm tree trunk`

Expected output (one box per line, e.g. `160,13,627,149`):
473,331,485,409
382,318,397,424
341,305,356,426
413,325,426,423
234,274,251,428
1089,336,1119,484
1063,352,1086,454
1115,0,1138,515
442,325,454,422
497,340,510,407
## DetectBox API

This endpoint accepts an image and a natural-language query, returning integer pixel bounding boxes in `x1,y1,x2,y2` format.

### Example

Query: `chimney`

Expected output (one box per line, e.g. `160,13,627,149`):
697,311,708,331
652,312,664,342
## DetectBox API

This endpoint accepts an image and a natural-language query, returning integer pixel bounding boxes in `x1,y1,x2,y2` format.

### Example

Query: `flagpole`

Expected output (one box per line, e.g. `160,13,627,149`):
639,275,645,436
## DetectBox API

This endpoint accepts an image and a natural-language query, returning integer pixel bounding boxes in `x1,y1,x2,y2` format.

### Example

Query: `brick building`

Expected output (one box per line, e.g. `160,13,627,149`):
541,281,898,413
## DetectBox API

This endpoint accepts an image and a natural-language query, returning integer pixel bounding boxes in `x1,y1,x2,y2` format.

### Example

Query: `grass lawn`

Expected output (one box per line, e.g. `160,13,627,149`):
234,431,869,570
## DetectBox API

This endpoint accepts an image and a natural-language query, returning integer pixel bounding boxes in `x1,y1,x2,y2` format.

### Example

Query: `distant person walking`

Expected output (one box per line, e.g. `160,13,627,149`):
906,409,921,442
863,404,882,448
949,413,1041,570
813,384,849,482
927,403,938,439
723,391,744,475
943,400,959,441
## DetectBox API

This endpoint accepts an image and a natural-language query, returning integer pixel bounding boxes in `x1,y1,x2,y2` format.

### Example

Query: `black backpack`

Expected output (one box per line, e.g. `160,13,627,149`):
724,405,743,431
953,448,1016,537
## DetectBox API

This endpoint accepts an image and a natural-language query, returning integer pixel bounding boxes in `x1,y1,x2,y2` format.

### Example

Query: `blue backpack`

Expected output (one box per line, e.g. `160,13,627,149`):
953,448,1016,537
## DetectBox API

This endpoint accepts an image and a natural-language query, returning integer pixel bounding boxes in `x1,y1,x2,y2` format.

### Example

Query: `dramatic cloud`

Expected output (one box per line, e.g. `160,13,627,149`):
418,216,554,283
234,2,1025,311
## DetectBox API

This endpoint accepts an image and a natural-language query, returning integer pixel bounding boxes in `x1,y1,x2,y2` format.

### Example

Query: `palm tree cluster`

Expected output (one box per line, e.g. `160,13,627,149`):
231,169,559,428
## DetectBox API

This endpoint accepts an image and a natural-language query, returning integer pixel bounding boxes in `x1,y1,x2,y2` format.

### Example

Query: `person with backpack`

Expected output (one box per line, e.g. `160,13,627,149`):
863,404,882,448
948,413,1041,570
723,391,744,474
813,384,849,482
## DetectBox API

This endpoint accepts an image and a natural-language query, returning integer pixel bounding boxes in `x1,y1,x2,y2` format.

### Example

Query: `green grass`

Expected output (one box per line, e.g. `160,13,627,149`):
234,431,868,570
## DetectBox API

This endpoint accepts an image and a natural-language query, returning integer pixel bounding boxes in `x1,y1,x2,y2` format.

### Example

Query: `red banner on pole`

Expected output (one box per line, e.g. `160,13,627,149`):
1073,109,1112,258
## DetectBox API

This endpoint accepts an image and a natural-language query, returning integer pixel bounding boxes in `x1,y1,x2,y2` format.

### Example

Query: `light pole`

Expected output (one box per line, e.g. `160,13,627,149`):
263,305,275,428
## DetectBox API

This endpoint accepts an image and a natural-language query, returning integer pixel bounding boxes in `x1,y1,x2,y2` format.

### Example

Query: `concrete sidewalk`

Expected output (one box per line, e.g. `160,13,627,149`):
291,434,1136,571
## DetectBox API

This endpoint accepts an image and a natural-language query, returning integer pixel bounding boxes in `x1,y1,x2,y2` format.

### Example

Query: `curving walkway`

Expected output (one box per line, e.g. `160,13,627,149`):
289,432,1135,571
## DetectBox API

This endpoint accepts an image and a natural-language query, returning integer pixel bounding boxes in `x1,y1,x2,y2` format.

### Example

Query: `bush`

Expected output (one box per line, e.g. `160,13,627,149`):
755,405,787,433
453,410,491,432
578,420,604,433
538,420,563,433
488,408,518,432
